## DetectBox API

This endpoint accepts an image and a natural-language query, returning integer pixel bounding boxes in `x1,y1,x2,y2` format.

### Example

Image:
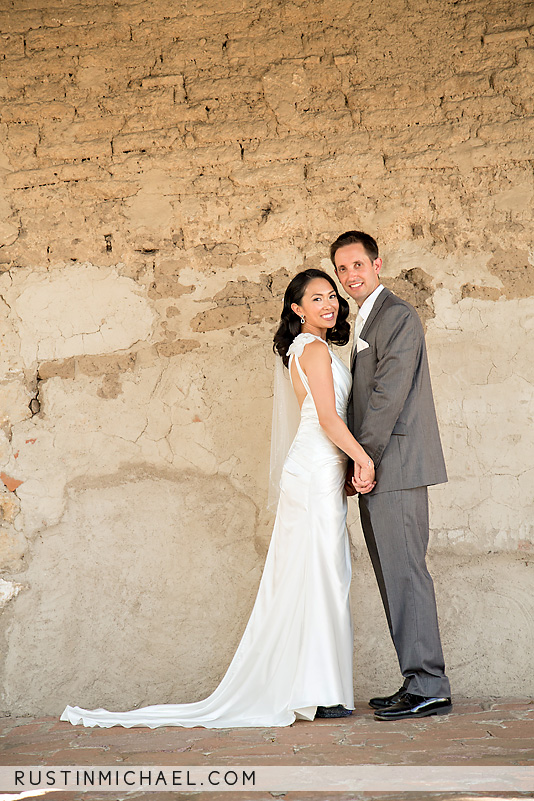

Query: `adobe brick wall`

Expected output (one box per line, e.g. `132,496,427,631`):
0,0,533,713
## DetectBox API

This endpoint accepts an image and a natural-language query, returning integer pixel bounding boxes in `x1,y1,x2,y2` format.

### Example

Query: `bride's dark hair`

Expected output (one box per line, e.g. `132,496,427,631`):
273,269,350,366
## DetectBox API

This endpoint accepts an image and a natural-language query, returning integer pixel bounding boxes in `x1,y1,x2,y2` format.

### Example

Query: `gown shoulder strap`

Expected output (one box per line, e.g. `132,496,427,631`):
289,351,310,394
287,333,329,395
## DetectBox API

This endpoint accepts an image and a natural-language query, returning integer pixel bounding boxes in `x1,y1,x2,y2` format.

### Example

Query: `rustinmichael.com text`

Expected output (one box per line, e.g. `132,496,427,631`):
12,767,255,790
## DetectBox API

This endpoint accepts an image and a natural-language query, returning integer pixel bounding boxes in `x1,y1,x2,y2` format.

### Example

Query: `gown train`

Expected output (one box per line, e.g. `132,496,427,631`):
61,333,354,728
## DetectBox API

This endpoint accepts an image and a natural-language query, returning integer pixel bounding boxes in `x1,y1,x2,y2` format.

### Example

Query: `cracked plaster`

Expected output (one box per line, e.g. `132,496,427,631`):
427,293,534,551
1,264,155,368
2,475,262,714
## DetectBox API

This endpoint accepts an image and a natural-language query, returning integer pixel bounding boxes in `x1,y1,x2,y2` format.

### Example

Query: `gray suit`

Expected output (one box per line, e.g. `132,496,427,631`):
348,287,450,698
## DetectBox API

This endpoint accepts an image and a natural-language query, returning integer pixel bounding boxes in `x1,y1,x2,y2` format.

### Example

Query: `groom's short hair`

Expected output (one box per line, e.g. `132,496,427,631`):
330,231,379,266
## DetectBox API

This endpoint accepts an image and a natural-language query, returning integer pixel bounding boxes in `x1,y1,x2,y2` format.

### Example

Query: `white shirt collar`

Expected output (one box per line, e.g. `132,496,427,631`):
358,283,384,322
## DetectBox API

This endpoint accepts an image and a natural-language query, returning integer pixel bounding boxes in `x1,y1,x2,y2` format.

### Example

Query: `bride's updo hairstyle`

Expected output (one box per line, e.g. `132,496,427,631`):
273,269,350,367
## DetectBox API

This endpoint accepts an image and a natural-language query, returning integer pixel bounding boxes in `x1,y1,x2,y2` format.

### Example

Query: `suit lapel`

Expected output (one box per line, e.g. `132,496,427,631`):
360,287,390,340
350,344,356,372
351,287,391,374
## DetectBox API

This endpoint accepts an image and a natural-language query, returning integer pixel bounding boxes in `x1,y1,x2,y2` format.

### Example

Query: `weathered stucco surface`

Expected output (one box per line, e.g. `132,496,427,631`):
0,0,533,714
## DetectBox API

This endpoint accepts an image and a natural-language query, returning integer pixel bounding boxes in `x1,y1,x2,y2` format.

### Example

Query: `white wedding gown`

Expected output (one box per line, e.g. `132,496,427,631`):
61,333,354,729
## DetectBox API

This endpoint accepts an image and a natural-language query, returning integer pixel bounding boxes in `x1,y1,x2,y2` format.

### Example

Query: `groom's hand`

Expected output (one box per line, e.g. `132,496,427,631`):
344,461,357,496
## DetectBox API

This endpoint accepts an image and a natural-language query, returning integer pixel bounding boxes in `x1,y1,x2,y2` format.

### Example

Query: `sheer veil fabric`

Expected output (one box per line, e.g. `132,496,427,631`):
268,354,301,510
61,333,354,729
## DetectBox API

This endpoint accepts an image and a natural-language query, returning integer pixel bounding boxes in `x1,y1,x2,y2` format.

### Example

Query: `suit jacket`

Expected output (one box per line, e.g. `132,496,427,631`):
348,288,447,494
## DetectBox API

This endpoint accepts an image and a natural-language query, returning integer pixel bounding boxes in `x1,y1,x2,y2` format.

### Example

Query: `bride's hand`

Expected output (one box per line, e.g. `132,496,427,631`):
352,459,375,494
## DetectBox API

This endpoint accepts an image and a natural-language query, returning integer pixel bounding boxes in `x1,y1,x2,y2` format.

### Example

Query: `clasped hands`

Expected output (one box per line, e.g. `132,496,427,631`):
344,459,376,496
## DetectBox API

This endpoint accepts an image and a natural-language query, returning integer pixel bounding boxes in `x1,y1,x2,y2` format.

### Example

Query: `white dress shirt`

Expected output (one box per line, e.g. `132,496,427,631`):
351,284,384,364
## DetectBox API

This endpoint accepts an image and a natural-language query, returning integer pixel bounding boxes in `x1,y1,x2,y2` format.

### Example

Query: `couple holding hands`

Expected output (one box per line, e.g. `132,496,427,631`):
62,230,451,730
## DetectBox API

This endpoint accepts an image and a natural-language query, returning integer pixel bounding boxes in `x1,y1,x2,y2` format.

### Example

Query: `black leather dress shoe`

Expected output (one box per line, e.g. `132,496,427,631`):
315,705,353,718
369,686,407,709
374,693,452,721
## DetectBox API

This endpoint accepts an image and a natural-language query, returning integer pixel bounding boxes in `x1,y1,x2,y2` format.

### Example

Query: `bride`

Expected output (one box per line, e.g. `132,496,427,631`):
61,269,375,729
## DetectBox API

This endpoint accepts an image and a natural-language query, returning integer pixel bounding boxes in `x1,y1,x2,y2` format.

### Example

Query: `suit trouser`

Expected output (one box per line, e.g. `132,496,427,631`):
359,487,451,698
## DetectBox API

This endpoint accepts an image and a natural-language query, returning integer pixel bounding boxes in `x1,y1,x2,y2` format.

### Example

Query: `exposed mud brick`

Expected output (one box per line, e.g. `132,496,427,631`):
189,118,273,145
4,123,40,153
306,152,384,182
191,272,288,332
40,118,125,144
0,33,25,59
484,248,534,300
362,104,444,130
1,102,76,124
461,283,502,301
39,354,141,382
0,10,45,34
148,274,195,300
112,128,184,155
230,162,305,188
38,359,76,381
385,268,435,328
25,23,132,53
155,339,201,357
441,95,516,125
477,117,534,143
247,136,328,164
483,28,531,44
185,75,263,103
42,6,116,28
73,180,140,200
1,52,80,85
5,163,105,189
37,137,113,163
75,353,138,377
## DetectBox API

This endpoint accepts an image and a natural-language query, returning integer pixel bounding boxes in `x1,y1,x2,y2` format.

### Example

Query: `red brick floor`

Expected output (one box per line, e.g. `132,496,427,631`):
0,699,533,800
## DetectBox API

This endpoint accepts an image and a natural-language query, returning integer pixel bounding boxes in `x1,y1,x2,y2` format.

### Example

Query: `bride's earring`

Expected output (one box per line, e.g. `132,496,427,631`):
300,315,305,324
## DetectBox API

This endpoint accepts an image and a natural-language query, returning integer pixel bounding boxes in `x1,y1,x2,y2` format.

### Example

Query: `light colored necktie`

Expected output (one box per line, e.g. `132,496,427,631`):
350,311,365,367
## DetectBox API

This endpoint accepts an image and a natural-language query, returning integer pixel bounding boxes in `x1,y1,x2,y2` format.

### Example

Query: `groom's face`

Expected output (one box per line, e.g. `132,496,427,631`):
334,242,382,307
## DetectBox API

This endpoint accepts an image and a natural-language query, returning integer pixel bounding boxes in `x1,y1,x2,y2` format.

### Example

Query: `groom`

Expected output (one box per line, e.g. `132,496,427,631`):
331,230,452,720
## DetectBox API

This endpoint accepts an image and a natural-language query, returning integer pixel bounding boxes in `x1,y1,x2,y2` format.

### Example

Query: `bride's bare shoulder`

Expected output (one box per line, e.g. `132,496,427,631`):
297,337,331,367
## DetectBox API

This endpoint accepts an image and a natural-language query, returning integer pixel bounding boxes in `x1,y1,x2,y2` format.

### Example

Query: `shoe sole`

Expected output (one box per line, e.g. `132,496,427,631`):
374,704,452,721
